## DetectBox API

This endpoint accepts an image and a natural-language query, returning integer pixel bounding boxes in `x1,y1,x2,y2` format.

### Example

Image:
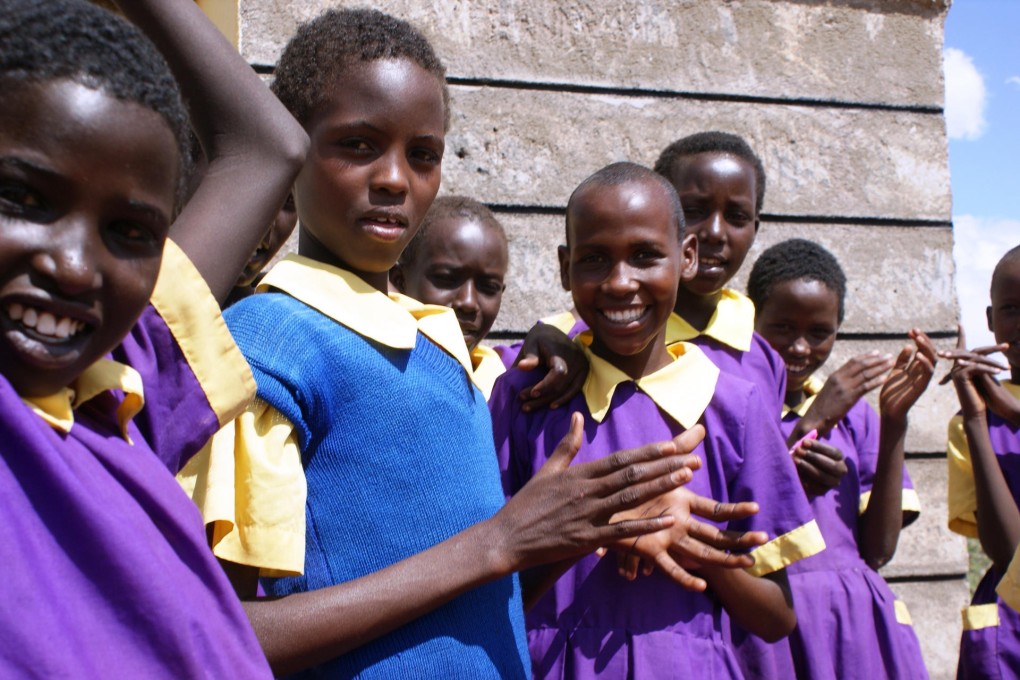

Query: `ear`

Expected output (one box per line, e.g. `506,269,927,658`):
389,264,405,293
987,305,994,333
557,245,571,291
678,233,699,283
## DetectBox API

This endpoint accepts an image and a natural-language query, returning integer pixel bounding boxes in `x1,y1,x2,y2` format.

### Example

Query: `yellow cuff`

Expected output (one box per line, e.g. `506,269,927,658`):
858,488,923,516
997,556,1020,613
746,519,826,577
151,240,256,426
961,603,999,631
894,600,913,626
177,400,307,576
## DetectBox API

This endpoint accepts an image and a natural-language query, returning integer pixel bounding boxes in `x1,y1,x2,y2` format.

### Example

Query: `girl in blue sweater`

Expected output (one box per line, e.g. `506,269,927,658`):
180,8,767,678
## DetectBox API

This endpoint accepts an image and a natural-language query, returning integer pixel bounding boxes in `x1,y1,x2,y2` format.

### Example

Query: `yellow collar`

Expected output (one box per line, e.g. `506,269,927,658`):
470,345,507,400
539,310,580,335
257,255,474,377
665,288,755,352
20,358,145,442
783,375,825,417
579,334,719,427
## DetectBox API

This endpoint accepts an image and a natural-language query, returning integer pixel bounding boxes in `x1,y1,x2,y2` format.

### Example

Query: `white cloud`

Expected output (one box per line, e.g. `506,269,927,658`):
1008,76,1020,89
944,48,988,140
953,215,1020,352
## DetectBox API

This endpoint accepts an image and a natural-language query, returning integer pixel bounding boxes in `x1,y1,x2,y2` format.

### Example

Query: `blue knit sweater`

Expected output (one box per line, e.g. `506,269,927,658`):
225,291,530,679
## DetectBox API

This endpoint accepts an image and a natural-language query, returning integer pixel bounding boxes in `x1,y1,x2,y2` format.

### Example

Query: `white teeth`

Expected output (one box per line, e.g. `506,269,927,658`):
37,312,56,335
603,307,646,323
6,303,86,339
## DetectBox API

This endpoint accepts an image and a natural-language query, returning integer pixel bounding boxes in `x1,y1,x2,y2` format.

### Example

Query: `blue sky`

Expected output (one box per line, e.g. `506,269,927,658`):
944,0,1020,353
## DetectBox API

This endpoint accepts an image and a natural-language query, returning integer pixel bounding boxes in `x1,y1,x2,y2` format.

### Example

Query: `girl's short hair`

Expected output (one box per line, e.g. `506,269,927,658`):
747,238,847,323
653,131,767,214
400,196,506,268
0,0,192,208
272,8,449,130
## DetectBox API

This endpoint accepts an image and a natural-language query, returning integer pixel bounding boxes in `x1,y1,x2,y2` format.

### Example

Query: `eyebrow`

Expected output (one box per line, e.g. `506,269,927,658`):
0,155,61,180
125,198,171,228
331,120,444,144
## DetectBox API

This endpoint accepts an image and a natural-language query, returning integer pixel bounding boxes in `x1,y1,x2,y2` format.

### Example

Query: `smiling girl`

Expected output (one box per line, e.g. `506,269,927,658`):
491,163,823,679
745,238,932,679
0,0,306,675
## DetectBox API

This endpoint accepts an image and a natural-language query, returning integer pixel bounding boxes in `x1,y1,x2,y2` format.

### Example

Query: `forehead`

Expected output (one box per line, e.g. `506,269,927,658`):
672,152,756,193
421,216,508,265
568,179,674,241
310,58,446,135
0,79,179,202
992,255,1020,299
768,278,840,314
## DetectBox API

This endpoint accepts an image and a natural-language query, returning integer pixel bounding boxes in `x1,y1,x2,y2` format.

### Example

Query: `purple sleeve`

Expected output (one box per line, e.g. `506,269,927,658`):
489,370,538,498
112,307,221,474
728,383,816,541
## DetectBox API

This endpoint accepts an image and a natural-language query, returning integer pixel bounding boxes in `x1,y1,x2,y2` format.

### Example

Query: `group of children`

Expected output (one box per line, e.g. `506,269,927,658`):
3,0,1020,678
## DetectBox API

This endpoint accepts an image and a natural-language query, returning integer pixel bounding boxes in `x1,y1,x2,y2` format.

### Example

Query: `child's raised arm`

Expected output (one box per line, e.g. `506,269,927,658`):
858,329,936,568
117,0,307,302
943,327,1020,570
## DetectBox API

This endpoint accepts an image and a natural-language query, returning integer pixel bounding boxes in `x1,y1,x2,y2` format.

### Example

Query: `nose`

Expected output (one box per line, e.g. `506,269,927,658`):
33,220,102,296
370,150,410,196
789,335,811,357
603,261,639,296
452,281,479,316
699,212,725,245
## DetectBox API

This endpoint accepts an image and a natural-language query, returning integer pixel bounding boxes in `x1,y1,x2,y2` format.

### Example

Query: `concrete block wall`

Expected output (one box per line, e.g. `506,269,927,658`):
231,0,964,675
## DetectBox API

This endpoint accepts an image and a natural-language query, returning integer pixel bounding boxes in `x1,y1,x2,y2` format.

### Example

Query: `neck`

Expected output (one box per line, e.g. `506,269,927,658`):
785,388,805,409
591,334,673,381
298,227,390,293
674,288,722,331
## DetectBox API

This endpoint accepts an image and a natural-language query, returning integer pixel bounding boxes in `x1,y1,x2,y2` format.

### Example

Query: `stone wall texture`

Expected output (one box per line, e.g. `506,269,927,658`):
233,0,963,676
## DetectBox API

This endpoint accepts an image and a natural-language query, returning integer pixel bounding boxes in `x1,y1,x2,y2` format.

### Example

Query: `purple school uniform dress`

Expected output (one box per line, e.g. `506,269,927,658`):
734,379,926,680
948,381,1020,680
0,242,271,678
491,341,823,680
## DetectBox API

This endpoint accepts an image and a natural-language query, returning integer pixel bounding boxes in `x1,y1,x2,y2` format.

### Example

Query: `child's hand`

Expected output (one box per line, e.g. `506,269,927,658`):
491,414,706,573
793,439,848,496
514,325,588,410
801,351,894,435
606,486,766,592
879,329,937,422
939,326,1005,420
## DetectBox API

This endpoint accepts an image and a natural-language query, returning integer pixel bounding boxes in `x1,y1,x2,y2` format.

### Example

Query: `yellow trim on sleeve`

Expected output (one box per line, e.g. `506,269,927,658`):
894,600,914,626
858,488,923,516
961,603,1000,631
151,239,256,427
947,413,979,538
998,549,1020,613
746,519,827,577
178,398,306,577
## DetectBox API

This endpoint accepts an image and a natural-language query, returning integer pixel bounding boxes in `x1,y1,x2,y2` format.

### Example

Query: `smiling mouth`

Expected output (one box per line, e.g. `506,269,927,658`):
600,306,649,325
699,256,726,269
7,303,89,341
